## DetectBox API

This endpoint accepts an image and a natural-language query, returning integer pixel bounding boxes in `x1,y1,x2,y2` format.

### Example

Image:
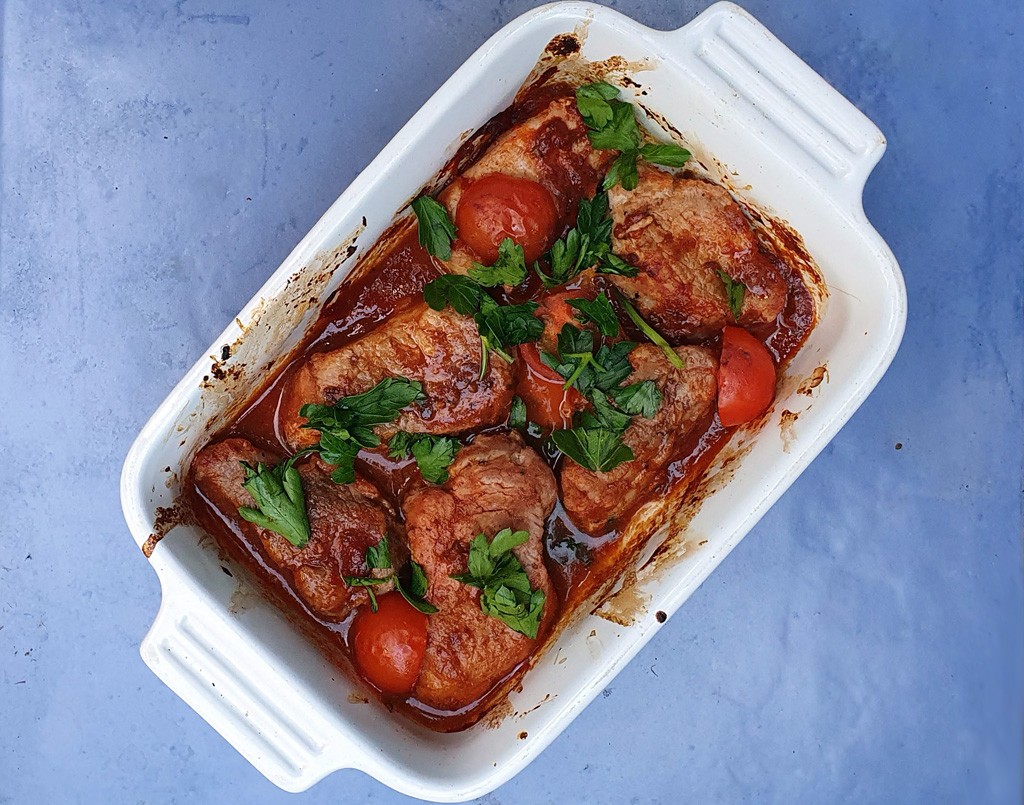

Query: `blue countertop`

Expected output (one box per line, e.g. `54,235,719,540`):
1,1,1021,802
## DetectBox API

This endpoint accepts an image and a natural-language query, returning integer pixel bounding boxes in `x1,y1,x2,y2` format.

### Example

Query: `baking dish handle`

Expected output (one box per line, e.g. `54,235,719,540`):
667,1,886,211
140,578,360,792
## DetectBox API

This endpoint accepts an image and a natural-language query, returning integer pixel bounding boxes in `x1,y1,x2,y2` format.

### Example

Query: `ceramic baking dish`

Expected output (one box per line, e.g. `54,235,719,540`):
120,2,905,799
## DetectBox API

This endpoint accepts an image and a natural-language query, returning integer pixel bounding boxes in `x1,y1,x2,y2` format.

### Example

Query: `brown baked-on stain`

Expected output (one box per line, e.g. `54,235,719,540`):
655,610,667,623
518,731,529,740
798,364,829,396
638,103,686,143
779,409,800,453
347,692,371,704
545,32,581,58
141,504,187,557
515,693,556,720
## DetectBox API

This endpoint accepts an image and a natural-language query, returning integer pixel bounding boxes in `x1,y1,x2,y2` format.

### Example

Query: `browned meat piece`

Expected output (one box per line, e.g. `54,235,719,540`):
561,344,718,534
439,95,614,275
280,302,515,449
192,438,403,620
608,164,787,339
402,433,558,712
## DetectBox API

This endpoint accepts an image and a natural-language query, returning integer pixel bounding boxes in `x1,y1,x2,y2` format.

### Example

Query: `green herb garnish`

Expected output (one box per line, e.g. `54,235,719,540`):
344,537,438,614
567,292,620,337
575,81,620,129
574,81,692,191
578,389,632,434
599,252,640,278
614,291,685,370
550,427,635,473
717,269,746,321
422,274,482,315
388,432,460,484
534,192,639,287
468,237,527,287
238,455,311,548
639,142,693,167
609,379,662,418
450,529,546,639
300,377,425,483
541,325,635,397
423,276,543,379
411,196,457,260
509,396,527,430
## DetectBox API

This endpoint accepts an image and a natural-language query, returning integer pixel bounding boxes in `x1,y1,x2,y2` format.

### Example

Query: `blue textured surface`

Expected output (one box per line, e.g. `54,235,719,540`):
1,1,1021,802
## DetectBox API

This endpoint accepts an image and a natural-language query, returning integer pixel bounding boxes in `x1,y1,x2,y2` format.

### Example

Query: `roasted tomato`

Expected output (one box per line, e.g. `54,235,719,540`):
517,342,584,430
717,325,777,426
349,592,429,696
455,173,558,264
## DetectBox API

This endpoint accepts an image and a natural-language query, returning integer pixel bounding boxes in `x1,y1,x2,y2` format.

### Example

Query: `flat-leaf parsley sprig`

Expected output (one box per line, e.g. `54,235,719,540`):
300,377,426,484
450,528,546,639
344,537,437,614
575,81,692,191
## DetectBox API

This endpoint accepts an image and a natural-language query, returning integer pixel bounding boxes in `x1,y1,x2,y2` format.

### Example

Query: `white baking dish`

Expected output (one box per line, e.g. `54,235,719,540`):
120,2,905,800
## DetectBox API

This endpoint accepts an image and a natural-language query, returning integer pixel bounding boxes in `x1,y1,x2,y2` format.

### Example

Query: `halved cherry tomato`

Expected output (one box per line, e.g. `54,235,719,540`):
455,173,558,264
517,342,584,430
717,325,777,427
349,592,428,696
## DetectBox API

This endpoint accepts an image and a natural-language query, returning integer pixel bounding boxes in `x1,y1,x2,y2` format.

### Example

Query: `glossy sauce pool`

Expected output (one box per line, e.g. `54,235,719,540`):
184,85,817,732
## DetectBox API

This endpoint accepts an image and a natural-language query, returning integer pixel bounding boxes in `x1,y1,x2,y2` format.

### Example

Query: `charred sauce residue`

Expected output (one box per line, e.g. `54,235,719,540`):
181,55,820,734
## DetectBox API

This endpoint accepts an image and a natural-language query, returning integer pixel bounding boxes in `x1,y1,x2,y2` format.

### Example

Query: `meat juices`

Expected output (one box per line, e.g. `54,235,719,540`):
608,164,788,340
192,438,404,620
561,345,719,534
439,95,614,275
279,302,515,450
403,433,558,712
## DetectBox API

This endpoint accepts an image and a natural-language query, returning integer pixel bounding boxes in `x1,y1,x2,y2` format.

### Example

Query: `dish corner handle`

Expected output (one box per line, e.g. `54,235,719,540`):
140,589,362,792
671,2,887,207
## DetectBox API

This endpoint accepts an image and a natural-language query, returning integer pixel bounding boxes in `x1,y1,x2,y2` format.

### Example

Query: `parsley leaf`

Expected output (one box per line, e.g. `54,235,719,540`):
422,277,543,379
468,237,527,287
578,389,632,434
717,269,746,321
316,430,361,484
567,292,619,337
575,190,614,247
344,537,438,614
238,457,311,548
587,100,642,152
475,299,543,379
509,396,527,430
411,196,457,260
300,377,425,484
609,379,662,418
575,81,620,129
614,291,685,370
535,193,613,287
550,427,635,473
541,325,602,393
423,274,484,315
541,326,636,397
450,529,545,639
603,150,640,191
575,84,691,191
599,252,640,278
388,432,460,484
591,340,638,393
639,142,692,167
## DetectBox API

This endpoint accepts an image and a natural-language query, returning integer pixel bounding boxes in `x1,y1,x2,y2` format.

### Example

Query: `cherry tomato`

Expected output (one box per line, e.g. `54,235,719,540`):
349,592,428,696
455,173,558,264
717,325,777,427
518,342,584,430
